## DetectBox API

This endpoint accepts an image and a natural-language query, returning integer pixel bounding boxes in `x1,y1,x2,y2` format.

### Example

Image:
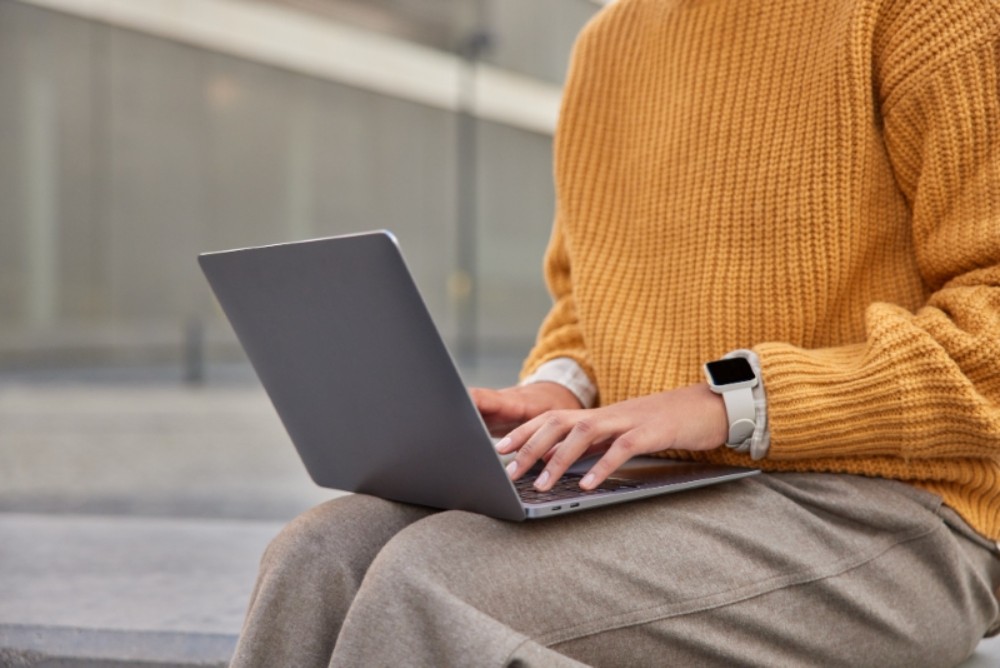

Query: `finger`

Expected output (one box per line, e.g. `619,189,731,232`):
504,411,577,481
579,428,651,490
493,404,554,454
469,387,507,416
533,417,624,491
472,389,530,437
494,424,529,455
540,438,612,464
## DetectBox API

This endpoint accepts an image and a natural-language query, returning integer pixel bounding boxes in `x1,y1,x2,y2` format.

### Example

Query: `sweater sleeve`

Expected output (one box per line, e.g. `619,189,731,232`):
520,212,597,387
757,3,1000,462
519,12,611,388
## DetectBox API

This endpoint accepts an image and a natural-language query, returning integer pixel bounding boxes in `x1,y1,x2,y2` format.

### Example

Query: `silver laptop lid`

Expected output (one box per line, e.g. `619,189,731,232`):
199,231,526,521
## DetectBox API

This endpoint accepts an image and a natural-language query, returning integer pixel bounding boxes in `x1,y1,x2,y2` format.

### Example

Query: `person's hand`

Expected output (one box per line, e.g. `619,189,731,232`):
496,383,728,491
470,382,583,437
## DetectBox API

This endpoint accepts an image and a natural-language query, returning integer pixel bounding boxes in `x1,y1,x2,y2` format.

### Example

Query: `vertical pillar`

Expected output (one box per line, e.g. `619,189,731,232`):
285,79,315,242
24,68,59,327
453,17,492,368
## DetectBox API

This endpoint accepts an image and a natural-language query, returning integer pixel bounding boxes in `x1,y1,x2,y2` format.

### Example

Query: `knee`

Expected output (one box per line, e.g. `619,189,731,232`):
361,510,509,593
260,494,425,576
259,499,347,575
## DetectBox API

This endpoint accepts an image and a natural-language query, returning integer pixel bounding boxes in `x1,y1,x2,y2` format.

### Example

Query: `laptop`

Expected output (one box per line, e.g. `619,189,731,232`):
198,230,759,521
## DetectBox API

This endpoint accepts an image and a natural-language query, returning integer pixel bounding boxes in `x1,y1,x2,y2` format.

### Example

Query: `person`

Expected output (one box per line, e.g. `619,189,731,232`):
230,0,1000,665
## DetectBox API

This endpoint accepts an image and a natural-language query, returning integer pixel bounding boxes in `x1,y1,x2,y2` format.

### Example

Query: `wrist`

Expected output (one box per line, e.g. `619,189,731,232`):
696,382,730,448
520,357,597,408
703,356,760,449
521,380,585,410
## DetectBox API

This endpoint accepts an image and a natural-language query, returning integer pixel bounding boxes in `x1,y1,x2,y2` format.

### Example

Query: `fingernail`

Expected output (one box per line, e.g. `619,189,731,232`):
495,437,511,452
581,473,595,489
506,461,517,477
534,470,550,490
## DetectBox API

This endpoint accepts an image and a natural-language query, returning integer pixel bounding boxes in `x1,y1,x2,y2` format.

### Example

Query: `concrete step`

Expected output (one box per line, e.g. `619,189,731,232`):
0,513,283,667
966,635,1000,668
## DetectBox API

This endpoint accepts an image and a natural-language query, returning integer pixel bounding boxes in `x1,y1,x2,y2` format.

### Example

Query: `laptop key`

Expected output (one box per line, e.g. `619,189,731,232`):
515,475,641,504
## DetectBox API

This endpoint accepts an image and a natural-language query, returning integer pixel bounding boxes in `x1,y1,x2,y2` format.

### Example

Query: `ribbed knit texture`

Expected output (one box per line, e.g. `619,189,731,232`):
522,0,1000,540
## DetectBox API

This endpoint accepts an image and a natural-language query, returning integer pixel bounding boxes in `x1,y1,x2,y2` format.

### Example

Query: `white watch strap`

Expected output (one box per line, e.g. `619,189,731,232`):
721,386,756,446
723,349,769,459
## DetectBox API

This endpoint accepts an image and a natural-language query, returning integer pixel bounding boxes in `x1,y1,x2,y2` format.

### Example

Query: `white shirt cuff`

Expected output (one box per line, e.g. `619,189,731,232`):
520,357,597,408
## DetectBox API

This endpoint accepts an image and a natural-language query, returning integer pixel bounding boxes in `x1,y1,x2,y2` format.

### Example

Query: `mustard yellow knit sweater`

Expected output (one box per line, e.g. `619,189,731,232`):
522,0,1000,541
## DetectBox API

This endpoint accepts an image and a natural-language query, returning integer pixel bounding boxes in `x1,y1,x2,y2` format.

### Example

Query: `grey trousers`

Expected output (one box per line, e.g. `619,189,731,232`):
230,474,1000,667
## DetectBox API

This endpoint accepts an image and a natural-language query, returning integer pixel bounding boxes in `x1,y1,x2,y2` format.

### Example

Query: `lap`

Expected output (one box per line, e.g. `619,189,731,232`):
273,473,999,667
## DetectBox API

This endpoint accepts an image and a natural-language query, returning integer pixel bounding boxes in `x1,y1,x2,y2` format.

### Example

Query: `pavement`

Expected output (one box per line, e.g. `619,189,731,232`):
0,359,517,667
1,361,999,667
0,377,323,666
0,514,278,666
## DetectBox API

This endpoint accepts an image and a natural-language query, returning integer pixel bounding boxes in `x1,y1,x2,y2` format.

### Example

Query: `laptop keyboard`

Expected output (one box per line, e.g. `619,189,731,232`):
515,474,642,504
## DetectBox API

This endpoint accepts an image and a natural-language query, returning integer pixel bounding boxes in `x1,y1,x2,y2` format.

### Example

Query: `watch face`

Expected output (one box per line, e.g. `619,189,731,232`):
706,357,755,386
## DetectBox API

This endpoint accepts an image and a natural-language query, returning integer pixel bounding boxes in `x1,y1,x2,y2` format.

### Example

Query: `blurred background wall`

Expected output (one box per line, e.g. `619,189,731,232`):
2,2,619,650
0,0,602,378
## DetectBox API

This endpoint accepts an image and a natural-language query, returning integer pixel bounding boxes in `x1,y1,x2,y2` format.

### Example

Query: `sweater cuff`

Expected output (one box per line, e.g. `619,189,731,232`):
753,341,911,460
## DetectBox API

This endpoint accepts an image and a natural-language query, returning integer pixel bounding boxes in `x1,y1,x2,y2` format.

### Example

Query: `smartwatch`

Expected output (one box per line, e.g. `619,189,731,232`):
703,357,759,447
